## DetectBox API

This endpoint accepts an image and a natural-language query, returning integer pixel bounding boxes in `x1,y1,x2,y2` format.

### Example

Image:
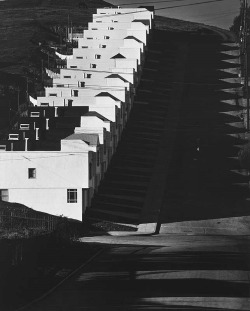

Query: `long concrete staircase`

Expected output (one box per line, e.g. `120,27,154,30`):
86,30,180,225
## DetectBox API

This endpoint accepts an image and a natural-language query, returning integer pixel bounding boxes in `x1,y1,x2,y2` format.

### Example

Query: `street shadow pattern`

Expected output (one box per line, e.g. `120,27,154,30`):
25,245,250,311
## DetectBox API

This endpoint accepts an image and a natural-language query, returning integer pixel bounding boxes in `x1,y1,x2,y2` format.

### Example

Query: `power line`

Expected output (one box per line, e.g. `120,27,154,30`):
118,0,197,6
155,0,226,11
93,0,226,19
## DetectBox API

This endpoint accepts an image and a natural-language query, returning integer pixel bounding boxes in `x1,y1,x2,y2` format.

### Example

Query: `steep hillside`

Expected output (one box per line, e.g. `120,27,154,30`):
0,0,114,76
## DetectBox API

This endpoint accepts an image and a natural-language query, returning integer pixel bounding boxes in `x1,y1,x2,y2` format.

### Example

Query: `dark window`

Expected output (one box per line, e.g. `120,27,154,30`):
73,90,79,97
67,189,77,203
91,64,97,68
0,189,8,202
95,54,101,59
64,76,71,78
80,82,85,87
76,57,83,59
70,66,77,68
28,168,36,179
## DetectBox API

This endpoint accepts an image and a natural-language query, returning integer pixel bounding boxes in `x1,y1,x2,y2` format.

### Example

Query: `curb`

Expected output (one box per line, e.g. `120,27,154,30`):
15,248,104,311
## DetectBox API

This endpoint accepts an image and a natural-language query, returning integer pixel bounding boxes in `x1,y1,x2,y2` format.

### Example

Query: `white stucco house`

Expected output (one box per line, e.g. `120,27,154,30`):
0,137,98,220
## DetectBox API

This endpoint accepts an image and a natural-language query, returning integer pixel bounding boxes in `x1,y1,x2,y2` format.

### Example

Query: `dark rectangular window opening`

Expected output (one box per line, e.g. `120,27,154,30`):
67,189,77,203
0,189,8,202
28,168,36,179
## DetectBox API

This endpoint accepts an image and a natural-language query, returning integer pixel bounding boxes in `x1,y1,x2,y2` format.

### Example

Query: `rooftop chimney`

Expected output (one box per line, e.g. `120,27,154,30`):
25,138,29,151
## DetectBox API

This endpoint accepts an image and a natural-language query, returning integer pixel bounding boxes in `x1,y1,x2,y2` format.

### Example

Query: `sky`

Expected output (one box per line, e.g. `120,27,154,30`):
107,0,240,30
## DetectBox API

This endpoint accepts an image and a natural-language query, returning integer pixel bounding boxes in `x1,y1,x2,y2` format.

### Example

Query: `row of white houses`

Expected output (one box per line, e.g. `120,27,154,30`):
0,7,154,221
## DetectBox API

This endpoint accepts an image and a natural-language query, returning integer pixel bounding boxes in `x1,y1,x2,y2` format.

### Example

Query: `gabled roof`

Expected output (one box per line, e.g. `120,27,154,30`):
111,53,126,59
105,74,129,83
83,111,110,122
95,92,120,102
64,133,99,145
138,6,154,12
132,19,151,26
124,36,143,43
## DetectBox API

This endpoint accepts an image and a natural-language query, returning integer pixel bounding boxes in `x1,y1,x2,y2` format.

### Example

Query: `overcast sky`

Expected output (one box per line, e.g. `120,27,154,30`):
107,0,240,29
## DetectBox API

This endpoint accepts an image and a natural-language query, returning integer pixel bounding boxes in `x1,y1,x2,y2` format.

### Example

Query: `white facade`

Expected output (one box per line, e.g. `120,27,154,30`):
67,58,139,74
78,37,145,52
44,86,129,104
72,47,143,65
0,151,90,220
83,29,147,45
88,21,150,34
55,68,135,85
94,8,154,28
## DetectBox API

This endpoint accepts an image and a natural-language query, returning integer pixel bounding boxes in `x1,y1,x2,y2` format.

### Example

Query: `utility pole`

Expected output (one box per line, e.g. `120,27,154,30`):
71,20,73,45
243,0,250,131
17,86,20,111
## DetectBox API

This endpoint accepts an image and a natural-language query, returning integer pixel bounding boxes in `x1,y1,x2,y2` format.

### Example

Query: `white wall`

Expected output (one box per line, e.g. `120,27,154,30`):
94,8,153,28
0,151,91,221
58,68,135,85
9,188,83,220
77,38,144,53
88,21,149,34
72,47,143,65
44,86,127,103
83,29,147,45
67,58,139,73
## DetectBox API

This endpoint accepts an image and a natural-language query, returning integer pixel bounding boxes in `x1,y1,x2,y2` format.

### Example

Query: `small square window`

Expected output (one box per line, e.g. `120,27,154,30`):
67,189,77,203
84,73,92,78
28,168,36,179
91,64,97,68
95,55,101,59
0,189,8,202
73,90,79,97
